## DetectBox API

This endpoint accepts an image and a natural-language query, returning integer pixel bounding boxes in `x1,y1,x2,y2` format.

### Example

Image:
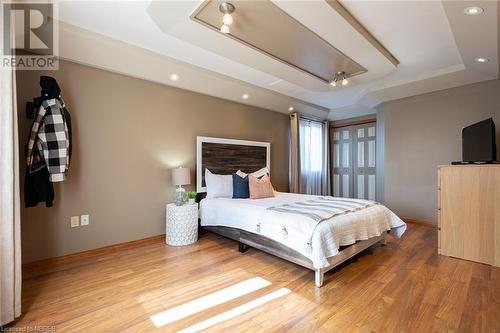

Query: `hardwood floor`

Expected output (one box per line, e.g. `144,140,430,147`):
11,224,500,332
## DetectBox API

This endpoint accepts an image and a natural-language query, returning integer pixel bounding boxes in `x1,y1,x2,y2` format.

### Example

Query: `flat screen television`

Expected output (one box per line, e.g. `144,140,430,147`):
462,118,497,163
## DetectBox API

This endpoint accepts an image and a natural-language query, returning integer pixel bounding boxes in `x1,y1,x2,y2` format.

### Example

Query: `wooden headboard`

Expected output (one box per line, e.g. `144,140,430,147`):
196,136,271,192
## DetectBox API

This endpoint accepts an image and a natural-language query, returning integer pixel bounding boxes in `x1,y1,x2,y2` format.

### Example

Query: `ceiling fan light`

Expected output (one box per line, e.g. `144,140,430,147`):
330,80,337,87
341,78,348,86
223,13,233,26
220,24,230,34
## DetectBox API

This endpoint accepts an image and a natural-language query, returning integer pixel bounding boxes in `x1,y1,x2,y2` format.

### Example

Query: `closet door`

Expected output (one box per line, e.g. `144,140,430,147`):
353,123,376,200
331,122,376,199
331,128,353,198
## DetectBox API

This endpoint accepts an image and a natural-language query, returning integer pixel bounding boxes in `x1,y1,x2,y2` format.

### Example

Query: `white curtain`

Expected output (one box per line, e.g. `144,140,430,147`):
299,118,331,196
289,113,301,193
0,65,22,325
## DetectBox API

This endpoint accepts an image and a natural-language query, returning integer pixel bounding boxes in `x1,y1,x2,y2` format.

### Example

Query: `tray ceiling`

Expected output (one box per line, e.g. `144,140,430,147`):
191,0,367,84
55,1,499,120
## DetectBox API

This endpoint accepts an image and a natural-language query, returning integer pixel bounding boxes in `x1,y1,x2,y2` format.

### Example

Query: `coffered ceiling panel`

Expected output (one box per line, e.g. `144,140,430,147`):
191,0,366,84
147,0,399,91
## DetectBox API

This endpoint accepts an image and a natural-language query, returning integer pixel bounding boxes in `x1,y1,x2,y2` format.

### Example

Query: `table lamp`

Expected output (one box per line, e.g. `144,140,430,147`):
172,166,190,206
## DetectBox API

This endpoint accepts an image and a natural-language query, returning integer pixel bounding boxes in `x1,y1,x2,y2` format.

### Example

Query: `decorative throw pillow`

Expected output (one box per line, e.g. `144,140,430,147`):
232,173,249,199
249,175,275,199
236,167,270,179
205,169,233,198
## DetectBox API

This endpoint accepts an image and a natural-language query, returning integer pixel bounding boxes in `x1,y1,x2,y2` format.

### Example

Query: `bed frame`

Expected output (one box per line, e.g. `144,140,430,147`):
196,136,387,287
202,225,386,287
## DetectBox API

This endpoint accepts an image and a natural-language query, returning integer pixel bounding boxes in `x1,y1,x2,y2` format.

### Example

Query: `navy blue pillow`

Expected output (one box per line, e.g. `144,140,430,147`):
232,173,249,199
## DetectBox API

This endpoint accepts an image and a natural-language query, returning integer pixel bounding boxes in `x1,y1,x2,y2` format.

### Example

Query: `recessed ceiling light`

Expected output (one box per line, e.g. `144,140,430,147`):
288,107,294,111
242,94,249,99
475,57,489,63
169,73,179,82
464,7,483,15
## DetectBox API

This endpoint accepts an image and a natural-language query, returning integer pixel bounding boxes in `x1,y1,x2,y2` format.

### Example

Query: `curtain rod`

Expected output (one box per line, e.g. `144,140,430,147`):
290,113,328,124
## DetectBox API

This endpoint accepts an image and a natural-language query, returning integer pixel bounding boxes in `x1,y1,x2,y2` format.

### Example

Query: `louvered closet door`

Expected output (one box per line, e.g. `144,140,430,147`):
331,128,353,198
331,122,376,199
353,123,376,200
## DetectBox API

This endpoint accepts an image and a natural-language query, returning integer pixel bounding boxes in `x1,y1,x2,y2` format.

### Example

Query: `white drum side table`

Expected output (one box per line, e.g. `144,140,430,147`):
165,203,198,246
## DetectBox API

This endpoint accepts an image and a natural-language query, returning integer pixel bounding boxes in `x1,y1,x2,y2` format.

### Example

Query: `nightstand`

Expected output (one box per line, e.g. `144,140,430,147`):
165,203,198,246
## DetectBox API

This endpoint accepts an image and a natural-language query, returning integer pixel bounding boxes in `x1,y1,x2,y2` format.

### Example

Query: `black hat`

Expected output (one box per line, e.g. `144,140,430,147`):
40,76,61,99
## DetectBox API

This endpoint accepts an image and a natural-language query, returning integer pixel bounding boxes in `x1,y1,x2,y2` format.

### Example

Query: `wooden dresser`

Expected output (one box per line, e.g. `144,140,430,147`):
438,165,500,267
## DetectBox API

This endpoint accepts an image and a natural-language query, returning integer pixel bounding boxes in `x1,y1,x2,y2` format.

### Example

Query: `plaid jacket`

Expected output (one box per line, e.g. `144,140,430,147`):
27,97,70,182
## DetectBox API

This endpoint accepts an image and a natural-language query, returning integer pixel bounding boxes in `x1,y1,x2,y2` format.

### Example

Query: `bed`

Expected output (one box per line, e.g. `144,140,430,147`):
196,136,406,287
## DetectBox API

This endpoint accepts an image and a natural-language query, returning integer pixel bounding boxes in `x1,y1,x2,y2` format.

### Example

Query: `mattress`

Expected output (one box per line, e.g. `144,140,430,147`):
200,192,406,269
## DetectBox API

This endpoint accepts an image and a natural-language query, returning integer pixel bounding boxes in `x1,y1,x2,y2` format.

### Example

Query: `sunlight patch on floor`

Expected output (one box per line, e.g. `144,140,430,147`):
177,288,291,333
150,277,271,327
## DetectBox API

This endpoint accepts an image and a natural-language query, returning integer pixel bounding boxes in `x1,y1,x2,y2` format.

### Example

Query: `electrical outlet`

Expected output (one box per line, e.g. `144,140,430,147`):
70,216,79,228
80,214,90,226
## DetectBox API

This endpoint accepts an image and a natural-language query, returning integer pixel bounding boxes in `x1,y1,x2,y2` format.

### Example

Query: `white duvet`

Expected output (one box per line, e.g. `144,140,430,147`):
200,192,406,268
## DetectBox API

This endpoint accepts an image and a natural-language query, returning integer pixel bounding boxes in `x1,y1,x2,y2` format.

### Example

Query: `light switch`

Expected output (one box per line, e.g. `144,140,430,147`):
70,216,79,228
80,214,90,226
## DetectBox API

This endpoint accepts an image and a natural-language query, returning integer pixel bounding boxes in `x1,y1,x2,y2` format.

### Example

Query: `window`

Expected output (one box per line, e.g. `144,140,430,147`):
300,120,324,173
299,119,328,195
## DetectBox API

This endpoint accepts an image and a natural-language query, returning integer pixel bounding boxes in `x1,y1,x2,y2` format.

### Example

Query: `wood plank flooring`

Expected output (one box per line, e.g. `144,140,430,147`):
10,224,500,332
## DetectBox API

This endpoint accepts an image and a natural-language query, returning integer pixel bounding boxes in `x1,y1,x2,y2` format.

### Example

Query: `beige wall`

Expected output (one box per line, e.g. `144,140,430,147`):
378,79,500,223
17,60,290,263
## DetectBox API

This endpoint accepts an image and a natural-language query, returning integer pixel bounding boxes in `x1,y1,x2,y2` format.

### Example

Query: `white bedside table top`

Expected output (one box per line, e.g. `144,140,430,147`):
166,203,198,209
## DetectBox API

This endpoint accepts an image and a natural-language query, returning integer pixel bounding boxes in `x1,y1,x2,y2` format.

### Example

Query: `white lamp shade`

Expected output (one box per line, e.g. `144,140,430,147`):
172,167,191,186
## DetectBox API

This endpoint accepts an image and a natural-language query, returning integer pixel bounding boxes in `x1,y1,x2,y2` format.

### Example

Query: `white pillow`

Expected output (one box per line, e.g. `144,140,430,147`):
236,167,269,179
205,169,233,198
